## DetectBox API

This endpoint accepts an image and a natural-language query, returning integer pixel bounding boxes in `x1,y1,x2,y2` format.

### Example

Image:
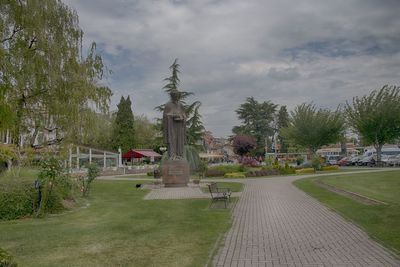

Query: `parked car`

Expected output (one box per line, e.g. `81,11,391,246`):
338,157,352,166
325,155,340,166
386,154,400,166
358,155,376,166
350,156,362,165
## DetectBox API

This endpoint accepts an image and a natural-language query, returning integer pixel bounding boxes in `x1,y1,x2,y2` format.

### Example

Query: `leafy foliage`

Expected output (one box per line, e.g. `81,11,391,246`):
36,156,65,217
0,180,36,221
232,134,257,156
82,163,99,197
346,85,400,161
0,247,18,267
134,115,162,149
282,103,345,154
233,97,277,155
112,96,135,152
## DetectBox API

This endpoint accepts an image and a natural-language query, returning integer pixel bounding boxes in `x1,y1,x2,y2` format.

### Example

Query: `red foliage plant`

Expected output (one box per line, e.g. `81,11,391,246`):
233,134,257,156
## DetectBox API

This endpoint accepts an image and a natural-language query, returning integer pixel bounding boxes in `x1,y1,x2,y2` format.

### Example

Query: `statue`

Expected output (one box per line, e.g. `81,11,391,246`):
163,90,186,159
161,89,189,187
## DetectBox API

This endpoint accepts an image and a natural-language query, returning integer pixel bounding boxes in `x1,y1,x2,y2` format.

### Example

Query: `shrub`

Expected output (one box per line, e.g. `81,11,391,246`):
0,180,36,221
262,162,295,175
311,155,323,171
295,168,315,174
224,172,246,178
207,164,245,174
245,169,279,177
205,169,225,177
321,165,339,171
239,157,260,167
0,247,18,267
147,171,153,176
296,155,304,166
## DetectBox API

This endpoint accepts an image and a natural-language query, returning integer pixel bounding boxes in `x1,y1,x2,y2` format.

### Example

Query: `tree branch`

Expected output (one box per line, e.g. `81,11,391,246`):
1,26,22,43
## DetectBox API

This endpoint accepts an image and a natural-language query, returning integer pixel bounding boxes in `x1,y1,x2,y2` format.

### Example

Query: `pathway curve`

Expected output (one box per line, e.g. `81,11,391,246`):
214,170,400,267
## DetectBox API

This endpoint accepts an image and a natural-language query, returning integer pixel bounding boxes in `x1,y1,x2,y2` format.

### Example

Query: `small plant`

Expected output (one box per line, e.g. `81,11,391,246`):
36,156,64,217
82,163,100,197
311,155,323,171
0,247,18,267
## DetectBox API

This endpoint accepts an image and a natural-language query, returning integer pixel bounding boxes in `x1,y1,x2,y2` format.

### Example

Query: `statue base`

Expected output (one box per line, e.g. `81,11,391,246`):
161,159,190,187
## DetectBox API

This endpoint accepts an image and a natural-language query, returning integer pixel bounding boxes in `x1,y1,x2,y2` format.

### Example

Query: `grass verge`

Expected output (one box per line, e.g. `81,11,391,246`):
294,170,400,255
0,180,232,267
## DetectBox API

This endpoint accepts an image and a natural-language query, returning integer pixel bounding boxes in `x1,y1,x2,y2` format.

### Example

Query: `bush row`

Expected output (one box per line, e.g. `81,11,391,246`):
321,165,339,171
245,169,279,177
224,172,246,178
295,168,316,174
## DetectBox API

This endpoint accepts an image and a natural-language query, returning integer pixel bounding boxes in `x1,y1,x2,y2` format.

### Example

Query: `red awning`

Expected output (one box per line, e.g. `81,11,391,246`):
122,149,162,159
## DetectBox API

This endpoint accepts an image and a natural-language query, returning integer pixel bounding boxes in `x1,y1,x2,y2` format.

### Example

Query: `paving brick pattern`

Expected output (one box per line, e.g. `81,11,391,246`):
144,185,242,200
214,177,400,267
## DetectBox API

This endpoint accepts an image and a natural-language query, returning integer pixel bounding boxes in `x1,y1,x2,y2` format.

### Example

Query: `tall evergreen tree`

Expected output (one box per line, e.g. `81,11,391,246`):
277,106,289,153
155,59,204,146
112,96,135,152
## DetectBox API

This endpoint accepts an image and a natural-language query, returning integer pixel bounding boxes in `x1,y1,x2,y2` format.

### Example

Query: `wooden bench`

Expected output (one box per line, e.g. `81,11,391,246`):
207,182,232,208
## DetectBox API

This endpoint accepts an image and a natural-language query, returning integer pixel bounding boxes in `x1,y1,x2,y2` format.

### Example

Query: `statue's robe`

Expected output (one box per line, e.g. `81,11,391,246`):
163,100,186,158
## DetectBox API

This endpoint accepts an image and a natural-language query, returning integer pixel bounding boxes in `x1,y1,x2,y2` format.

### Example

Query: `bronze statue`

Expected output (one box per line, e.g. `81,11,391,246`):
163,90,186,159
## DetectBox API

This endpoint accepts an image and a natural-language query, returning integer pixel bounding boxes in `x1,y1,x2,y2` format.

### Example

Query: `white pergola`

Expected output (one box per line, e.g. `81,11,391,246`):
68,145,122,170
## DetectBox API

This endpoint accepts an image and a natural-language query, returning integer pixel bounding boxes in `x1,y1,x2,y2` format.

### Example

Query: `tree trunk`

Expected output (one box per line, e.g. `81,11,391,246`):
340,138,347,157
375,144,383,167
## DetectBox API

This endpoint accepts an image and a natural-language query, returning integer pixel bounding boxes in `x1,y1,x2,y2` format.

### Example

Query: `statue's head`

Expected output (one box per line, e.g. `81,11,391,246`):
170,90,180,102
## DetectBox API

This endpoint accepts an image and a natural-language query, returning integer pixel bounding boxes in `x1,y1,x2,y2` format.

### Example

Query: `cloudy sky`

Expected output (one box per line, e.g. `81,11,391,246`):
64,0,400,137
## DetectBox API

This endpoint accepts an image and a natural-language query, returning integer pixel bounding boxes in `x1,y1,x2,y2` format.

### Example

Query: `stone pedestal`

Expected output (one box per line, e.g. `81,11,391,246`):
161,159,189,187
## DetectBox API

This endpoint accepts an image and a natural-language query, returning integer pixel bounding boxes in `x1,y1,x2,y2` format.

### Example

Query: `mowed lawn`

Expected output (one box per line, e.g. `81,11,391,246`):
0,180,232,267
294,170,400,254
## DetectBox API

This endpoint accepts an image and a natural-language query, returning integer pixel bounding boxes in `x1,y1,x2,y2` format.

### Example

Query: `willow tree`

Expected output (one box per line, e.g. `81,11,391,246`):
346,85,400,162
282,103,345,155
0,0,111,147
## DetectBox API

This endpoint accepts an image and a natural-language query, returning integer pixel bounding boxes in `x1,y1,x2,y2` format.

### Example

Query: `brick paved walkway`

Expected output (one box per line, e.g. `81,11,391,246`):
214,176,400,267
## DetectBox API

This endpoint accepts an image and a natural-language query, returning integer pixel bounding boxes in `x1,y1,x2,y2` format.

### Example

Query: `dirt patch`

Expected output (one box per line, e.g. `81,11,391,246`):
314,179,387,205
62,198,77,209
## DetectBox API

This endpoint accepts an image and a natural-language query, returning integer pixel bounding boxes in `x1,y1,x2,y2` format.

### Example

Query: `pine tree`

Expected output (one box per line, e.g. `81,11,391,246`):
155,59,204,145
277,106,289,152
112,96,135,152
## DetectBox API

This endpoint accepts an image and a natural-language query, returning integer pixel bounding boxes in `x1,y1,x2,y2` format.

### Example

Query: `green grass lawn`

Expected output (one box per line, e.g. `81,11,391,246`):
200,182,244,193
294,170,400,254
0,180,232,267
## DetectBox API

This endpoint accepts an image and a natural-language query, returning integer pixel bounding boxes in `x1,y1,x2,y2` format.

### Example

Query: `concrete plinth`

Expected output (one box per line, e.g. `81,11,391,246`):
161,159,189,187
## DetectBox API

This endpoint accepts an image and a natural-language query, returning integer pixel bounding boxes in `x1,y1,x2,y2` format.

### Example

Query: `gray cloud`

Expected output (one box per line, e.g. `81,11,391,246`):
64,0,400,137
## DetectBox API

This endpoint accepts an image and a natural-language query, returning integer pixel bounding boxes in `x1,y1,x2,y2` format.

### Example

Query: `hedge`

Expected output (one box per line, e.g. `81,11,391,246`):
245,169,279,177
321,165,339,171
224,172,246,178
0,180,65,221
0,181,36,221
295,168,316,174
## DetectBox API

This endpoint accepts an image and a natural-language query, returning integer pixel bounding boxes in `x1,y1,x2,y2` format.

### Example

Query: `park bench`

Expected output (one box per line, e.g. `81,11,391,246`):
207,182,232,208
